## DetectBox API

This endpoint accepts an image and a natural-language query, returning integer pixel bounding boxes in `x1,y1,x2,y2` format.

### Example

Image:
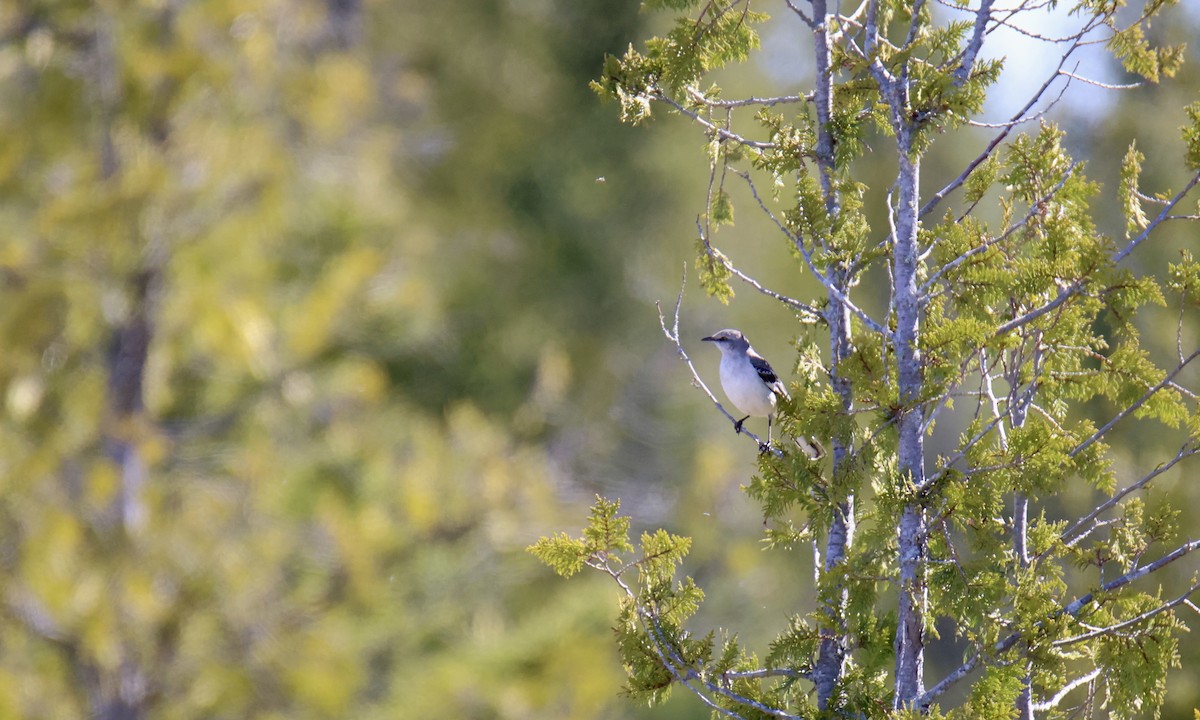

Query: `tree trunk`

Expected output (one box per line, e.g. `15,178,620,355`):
809,0,856,709
892,146,927,708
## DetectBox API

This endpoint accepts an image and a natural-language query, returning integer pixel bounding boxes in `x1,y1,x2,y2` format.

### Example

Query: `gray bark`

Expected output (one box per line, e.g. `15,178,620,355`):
809,0,856,710
892,143,927,709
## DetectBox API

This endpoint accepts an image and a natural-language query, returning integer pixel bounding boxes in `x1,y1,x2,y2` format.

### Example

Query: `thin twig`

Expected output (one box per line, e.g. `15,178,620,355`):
1031,669,1101,711
697,221,823,320
685,86,811,108
1052,580,1200,648
1059,441,1200,550
1069,349,1200,459
657,94,774,150
1056,70,1143,90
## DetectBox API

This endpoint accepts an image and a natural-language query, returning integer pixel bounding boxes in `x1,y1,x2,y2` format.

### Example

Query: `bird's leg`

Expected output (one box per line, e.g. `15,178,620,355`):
733,415,750,434
756,416,774,455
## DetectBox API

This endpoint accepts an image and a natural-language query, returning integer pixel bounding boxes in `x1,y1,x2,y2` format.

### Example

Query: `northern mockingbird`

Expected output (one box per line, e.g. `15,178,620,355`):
702,328,824,459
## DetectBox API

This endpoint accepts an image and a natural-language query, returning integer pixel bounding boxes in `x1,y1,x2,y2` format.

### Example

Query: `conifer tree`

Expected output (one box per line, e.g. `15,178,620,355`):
533,1,1200,716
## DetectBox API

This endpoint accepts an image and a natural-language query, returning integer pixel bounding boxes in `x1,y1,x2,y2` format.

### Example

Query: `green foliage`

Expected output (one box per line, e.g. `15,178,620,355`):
530,498,644,580
532,498,719,707
1120,143,1150,238
1168,250,1200,306
765,616,818,677
710,187,736,226
784,172,832,247
696,240,735,303
952,663,1025,720
827,94,875,170
1095,591,1182,719
593,45,660,124
1107,21,1185,83
1182,102,1200,171
583,500,633,553
593,3,769,114
964,154,1002,205
649,10,767,92
531,533,594,577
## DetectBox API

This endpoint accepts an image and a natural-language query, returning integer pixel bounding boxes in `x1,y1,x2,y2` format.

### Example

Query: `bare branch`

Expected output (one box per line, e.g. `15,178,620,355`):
902,0,929,53
863,0,897,86
964,77,1068,128
987,7,1103,44
657,93,774,150
1031,669,1101,711
1062,537,1200,617
685,86,811,108
697,221,823,320
1057,70,1143,91
952,0,994,86
721,667,811,681
784,0,814,27
918,648,982,709
1112,171,1200,265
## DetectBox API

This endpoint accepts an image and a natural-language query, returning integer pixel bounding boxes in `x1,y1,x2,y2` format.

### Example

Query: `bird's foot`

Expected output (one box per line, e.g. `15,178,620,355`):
758,440,772,455
733,416,749,435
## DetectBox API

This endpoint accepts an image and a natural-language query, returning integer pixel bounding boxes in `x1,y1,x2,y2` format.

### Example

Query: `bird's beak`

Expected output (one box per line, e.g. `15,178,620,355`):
701,335,716,342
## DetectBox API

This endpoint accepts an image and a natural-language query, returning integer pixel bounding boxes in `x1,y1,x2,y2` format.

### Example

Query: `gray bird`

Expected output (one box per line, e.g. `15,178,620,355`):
702,329,824,458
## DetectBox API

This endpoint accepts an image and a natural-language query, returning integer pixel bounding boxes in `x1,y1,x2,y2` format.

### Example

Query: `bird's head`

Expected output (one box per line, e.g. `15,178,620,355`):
702,328,749,353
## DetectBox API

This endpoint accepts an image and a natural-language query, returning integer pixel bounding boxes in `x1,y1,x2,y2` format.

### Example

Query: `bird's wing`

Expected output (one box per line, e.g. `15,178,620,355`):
749,352,790,399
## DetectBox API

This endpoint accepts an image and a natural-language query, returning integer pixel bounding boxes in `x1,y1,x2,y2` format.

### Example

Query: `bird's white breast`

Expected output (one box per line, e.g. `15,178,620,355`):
719,353,778,417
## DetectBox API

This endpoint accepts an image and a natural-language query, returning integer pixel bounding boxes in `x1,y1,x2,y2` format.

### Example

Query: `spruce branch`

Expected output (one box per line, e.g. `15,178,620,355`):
1060,440,1200,551
1053,580,1200,648
1069,348,1200,460
921,161,1082,294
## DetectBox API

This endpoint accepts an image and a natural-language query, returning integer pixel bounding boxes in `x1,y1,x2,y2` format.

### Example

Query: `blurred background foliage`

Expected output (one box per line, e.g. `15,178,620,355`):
0,0,1199,718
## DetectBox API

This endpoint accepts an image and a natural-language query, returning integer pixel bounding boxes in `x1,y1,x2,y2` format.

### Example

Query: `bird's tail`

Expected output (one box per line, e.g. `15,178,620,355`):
794,435,826,460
